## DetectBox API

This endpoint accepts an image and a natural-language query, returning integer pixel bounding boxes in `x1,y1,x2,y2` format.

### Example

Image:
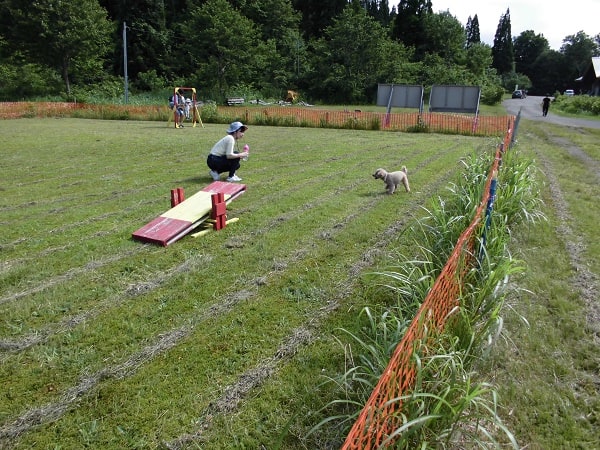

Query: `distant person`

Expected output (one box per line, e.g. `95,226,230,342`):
184,97,192,119
542,95,551,117
169,89,185,128
207,121,249,182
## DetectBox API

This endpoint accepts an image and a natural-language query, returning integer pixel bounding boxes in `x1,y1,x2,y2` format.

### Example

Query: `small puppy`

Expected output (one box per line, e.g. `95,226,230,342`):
372,167,410,194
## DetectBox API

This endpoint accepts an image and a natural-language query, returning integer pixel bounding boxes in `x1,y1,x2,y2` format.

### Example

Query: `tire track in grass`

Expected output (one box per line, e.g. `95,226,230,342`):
0,143,428,315
0,202,156,274
0,146,432,347
1,141,412,267
0,246,150,307
0,142,466,444
0,183,162,217
1,164,450,446
544,134,600,182
0,286,259,444
1,194,160,250
4,138,455,351
531,135,600,337
227,143,451,259
163,164,456,449
234,140,457,220
0,254,212,355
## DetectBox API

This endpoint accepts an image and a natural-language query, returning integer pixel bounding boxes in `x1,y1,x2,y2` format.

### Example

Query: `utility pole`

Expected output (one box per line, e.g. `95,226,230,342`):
123,22,129,104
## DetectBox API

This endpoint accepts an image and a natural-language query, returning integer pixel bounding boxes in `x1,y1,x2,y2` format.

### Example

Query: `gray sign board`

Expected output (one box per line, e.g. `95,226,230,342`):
428,85,481,114
377,84,424,112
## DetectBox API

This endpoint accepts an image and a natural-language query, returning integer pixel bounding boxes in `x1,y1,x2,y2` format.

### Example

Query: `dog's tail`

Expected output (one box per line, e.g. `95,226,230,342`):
401,166,407,174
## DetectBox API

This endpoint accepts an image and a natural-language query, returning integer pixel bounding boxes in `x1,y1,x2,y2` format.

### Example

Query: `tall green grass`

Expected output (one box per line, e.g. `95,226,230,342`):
313,148,545,448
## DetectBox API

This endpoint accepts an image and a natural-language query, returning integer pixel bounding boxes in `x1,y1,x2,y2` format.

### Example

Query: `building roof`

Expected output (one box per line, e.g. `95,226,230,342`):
576,56,600,81
592,57,600,78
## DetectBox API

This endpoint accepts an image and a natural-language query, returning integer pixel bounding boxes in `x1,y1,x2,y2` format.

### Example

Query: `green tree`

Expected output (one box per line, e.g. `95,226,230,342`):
491,8,513,75
529,49,571,94
309,3,408,103
416,53,476,88
560,31,599,78
462,42,493,77
2,0,113,95
183,0,261,99
422,11,465,61
292,0,347,39
362,0,394,27
240,0,300,42
465,15,480,48
234,0,303,94
98,0,174,84
513,30,549,81
391,0,432,58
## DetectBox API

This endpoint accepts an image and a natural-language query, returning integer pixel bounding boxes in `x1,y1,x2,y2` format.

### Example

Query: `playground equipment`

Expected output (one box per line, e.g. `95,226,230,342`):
132,181,246,246
168,86,204,128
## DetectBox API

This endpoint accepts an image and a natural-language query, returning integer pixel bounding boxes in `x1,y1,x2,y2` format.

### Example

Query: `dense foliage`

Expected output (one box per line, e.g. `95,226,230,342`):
0,0,598,103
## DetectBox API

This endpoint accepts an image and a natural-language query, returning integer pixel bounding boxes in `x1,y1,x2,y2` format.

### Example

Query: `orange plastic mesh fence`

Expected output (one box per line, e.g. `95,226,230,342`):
0,102,511,137
232,107,511,136
341,120,514,449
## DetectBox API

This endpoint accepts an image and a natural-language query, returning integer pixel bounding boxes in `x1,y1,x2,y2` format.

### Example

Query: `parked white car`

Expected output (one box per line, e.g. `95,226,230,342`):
564,89,575,96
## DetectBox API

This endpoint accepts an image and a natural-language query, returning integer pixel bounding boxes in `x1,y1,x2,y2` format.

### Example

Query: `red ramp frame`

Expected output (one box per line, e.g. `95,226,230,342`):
132,181,246,246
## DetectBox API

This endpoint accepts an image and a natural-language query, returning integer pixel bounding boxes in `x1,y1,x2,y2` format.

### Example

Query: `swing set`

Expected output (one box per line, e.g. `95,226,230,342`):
168,87,204,128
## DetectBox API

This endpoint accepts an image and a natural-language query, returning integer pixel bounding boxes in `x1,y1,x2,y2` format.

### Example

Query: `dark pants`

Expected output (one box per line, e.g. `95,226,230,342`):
207,154,240,177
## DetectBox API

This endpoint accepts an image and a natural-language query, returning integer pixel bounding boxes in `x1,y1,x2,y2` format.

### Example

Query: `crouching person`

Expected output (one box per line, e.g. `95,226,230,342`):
207,122,249,182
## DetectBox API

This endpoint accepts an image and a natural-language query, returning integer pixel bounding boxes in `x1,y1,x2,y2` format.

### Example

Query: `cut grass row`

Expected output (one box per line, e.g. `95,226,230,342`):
1,118,488,448
2,116,597,449
490,121,600,448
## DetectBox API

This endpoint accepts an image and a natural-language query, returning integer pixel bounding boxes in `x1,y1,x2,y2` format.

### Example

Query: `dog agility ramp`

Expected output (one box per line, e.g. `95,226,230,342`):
132,181,246,246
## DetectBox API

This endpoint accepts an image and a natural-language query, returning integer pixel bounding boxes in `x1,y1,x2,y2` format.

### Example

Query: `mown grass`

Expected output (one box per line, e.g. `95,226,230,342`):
0,118,488,449
486,120,600,449
0,116,597,449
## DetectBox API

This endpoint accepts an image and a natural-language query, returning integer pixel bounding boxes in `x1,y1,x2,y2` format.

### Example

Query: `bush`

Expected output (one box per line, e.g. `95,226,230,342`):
552,94,600,116
480,83,505,105
199,101,218,122
66,78,126,103
135,70,168,91
0,63,63,100
501,71,530,93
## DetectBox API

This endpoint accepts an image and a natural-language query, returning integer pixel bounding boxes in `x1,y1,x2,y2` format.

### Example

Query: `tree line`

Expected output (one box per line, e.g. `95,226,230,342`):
0,0,598,104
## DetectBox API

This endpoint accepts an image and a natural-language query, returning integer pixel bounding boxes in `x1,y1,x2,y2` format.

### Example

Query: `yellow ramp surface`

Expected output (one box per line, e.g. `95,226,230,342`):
161,190,230,221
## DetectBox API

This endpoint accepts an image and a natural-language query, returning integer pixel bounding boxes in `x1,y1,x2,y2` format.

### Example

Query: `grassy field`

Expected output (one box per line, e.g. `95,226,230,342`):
489,121,600,449
0,117,598,449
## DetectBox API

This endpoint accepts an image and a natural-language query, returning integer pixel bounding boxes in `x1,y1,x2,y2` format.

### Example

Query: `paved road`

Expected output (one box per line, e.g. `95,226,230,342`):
502,95,600,129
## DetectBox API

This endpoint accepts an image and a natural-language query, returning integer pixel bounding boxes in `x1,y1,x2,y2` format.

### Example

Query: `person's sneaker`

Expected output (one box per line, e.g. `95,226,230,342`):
209,170,220,181
226,175,242,182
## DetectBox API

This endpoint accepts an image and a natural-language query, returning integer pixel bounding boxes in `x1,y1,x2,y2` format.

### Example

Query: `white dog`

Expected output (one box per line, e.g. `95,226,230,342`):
372,167,410,194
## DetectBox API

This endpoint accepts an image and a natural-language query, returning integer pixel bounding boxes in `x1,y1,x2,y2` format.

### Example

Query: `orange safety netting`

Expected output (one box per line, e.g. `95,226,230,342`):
230,106,511,136
0,102,511,137
341,118,515,449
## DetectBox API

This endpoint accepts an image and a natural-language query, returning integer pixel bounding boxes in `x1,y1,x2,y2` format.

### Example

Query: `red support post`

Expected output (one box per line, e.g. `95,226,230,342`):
211,192,227,230
170,187,185,207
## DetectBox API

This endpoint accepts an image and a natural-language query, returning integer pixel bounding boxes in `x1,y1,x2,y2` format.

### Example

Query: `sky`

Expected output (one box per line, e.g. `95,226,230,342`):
429,0,599,51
